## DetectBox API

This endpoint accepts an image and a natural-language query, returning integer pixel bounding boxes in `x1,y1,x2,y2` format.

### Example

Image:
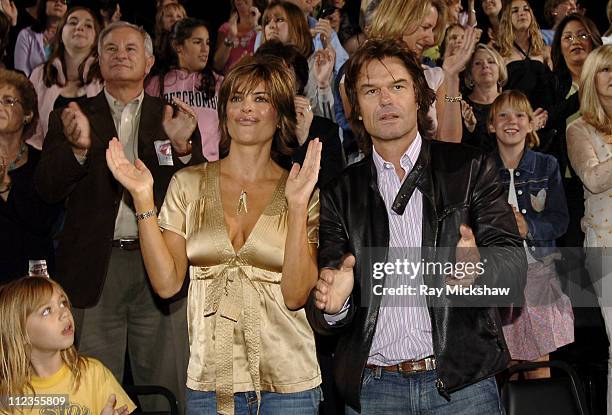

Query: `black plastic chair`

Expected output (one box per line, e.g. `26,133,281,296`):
123,385,179,415
499,360,590,415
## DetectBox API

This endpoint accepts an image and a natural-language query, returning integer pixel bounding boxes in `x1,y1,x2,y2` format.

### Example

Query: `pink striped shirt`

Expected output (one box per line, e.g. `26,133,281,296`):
368,133,434,365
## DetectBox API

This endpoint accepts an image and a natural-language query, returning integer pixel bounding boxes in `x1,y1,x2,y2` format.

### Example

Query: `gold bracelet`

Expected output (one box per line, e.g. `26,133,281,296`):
135,208,157,221
444,95,462,103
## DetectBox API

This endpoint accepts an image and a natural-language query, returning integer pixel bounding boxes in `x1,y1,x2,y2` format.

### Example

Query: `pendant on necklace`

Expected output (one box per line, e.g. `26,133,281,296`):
237,190,248,215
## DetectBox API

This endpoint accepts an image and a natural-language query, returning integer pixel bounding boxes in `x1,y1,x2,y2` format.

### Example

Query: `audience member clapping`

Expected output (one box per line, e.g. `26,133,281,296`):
255,40,344,187
146,18,222,161
28,7,103,150
262,1,336,121
497,0,555,136
213,0,260,75
367,0,481,141
460,43,508,152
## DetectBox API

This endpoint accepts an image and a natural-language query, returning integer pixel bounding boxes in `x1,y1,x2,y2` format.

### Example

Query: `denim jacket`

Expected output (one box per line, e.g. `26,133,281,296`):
494,149,569,259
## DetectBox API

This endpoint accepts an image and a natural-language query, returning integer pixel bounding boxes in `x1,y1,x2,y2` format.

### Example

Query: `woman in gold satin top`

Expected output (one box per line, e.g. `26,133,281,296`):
105,56,323,415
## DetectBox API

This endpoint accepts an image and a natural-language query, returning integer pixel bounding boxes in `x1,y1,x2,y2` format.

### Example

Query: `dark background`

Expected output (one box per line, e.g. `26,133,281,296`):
11,0,610,43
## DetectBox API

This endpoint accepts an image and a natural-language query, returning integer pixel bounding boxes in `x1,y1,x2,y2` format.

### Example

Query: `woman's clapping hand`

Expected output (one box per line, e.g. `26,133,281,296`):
106,138,154,200
285,138,322,209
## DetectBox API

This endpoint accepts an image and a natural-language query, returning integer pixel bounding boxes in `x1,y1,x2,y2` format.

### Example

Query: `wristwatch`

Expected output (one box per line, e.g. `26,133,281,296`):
224,37,236,48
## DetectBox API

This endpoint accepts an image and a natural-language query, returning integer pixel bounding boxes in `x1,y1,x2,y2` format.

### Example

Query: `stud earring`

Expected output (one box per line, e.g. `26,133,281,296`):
358,115,363,120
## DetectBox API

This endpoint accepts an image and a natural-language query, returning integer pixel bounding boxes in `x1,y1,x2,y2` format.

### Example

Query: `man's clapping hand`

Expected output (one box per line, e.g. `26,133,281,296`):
314,254,355,314
61,102,91,157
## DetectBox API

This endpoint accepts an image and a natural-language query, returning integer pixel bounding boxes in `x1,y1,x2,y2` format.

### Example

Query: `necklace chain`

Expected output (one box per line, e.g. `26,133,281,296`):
8,142,27,171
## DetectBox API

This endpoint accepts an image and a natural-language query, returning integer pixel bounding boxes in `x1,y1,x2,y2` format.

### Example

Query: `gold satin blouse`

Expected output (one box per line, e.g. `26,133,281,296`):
158,161,321,406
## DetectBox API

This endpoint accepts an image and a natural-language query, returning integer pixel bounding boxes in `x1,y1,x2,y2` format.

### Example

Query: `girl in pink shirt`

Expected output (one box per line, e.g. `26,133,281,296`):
146,18,222,161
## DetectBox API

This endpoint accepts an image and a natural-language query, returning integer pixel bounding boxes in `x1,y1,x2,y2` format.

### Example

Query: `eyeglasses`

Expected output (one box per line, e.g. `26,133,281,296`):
561,32,590,43
0,96,21,107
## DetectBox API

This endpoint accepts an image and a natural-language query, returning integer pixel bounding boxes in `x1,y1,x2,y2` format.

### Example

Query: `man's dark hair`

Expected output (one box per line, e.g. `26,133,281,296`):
255,40,308,95
344,38,436,154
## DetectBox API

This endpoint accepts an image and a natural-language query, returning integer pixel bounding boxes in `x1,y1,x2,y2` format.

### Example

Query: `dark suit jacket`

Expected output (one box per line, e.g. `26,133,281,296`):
35,91,204,308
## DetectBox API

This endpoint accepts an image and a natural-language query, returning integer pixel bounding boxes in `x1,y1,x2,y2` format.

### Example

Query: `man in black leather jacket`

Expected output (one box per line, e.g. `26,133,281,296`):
306,39,527,414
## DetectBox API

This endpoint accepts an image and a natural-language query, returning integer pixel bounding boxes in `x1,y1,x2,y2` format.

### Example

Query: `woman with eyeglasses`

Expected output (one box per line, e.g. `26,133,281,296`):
146,18,223,161
27,7,103,150
546,14,601,251
14,0,68,77
0,69,60,284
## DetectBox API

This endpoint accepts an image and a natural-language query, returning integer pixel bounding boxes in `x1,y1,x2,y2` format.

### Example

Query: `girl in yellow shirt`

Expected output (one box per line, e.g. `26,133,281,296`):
0,277,135,415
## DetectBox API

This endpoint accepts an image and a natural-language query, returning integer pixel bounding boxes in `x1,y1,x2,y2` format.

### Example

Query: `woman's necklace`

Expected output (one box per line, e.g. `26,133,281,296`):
236,189,248,215
513,40,532,60
8,142,27,171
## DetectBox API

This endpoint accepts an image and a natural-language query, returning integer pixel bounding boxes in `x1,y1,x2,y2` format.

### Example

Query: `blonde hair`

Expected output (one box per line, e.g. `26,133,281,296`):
579,45,612,136
155,3,186,37
497,0,545,58
489,90,540,148
464,43,508,89
0,277,87,412
368,0,446,46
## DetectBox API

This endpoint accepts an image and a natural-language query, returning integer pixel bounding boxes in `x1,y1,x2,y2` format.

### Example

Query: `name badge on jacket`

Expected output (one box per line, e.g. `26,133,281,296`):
154,140,174,166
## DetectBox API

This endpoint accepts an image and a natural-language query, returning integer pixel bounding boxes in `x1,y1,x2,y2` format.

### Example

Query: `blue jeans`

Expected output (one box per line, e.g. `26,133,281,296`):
186,387,321,415
345,368,502,415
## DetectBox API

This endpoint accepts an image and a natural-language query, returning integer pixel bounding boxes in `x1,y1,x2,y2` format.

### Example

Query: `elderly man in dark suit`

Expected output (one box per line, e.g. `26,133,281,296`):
35,21,204,413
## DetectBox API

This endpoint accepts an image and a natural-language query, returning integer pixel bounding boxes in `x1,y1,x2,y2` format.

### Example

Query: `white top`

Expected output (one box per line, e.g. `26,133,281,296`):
566,117,612,248
507,168,537,263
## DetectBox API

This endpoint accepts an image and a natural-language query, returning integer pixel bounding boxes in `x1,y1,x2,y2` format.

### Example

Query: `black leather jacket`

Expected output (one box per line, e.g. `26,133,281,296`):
306,139,527,412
